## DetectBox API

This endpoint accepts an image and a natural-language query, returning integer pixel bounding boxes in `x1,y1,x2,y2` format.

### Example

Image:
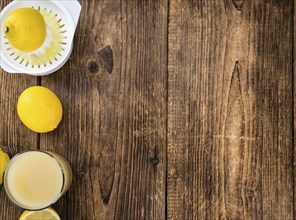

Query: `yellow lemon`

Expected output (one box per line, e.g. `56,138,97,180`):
19,207,61,220
4,8,46,52
17,86,63,133
0,147,10,185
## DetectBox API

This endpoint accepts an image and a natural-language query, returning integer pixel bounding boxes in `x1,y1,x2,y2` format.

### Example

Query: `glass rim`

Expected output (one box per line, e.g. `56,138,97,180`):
3,150,66,211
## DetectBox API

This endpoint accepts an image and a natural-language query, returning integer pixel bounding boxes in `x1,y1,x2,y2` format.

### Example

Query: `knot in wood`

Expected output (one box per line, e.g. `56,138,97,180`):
150,157,159,165
87,60,101,74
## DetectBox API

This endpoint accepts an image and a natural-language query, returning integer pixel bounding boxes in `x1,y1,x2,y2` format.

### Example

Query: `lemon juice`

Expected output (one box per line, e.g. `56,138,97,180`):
3,151,72,210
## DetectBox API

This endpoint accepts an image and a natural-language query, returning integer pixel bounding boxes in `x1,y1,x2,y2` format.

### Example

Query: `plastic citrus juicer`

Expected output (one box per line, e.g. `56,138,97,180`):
0,0,81,76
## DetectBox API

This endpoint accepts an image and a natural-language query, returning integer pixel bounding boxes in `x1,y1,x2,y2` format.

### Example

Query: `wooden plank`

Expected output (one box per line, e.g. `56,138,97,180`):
257,2,294,219
40,0,168,219
0,1,39,219
167,0,293,219
291,2,296,218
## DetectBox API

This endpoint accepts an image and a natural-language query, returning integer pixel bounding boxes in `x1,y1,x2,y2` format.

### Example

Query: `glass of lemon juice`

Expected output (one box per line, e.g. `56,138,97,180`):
3,151,72,210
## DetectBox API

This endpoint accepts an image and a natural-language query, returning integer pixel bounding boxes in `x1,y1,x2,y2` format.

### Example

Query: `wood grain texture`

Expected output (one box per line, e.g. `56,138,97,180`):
40,0,168,219
167,0,293,219
292,2,296,218
0,1,39,219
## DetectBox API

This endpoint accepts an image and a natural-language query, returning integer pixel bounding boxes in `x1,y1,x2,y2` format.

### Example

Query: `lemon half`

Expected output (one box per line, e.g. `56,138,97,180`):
19,207,61,220
0,148,10,185
4,8,46,52
17,86,63,133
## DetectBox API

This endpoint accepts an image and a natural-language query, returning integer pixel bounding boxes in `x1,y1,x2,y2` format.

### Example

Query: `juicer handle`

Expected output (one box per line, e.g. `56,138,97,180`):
60,0,82,30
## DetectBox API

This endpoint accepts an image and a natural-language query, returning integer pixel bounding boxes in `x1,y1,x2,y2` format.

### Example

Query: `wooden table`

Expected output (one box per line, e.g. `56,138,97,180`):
0,0,294,219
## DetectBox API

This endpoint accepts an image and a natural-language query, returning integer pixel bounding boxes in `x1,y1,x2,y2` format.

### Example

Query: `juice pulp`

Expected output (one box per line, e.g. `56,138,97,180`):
4,151,71,210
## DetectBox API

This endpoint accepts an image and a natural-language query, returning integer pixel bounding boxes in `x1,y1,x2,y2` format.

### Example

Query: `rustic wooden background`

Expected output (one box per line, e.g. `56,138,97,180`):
0,0,294,219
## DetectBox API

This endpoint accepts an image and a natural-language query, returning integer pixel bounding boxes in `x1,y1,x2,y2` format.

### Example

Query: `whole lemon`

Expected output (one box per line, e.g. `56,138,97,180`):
17,86,63,133
0,148,10,185
4,8,46,52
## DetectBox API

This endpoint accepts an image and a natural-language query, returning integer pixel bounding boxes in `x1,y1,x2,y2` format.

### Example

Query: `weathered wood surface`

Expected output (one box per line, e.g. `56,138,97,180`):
168,0,294,219
40,0,168,220
294,1,296,219
0,0,294,220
